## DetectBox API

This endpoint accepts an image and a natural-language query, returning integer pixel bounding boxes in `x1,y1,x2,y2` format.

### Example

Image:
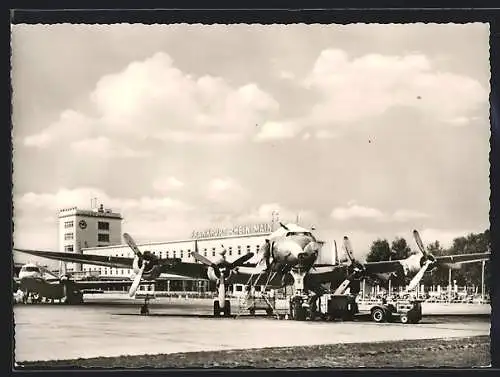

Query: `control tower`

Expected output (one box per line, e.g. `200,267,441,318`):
58,203,123,272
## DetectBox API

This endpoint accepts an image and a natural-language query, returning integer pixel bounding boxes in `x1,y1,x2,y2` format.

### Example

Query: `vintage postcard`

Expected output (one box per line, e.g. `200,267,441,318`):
11,21,491,368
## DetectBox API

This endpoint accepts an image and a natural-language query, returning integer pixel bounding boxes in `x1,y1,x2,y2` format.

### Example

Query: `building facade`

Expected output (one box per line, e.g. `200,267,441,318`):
58,204,122,272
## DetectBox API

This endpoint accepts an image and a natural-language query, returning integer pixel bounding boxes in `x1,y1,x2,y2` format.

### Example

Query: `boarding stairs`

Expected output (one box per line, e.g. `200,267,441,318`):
235,267,280,318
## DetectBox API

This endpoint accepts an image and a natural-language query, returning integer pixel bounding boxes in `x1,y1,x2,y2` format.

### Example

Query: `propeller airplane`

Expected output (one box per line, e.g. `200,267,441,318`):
14,225,489,319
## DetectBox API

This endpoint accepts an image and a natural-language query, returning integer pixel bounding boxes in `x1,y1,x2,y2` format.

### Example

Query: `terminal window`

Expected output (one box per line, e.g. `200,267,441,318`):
64,245,74,252
98,221,110,230
64,233,74,240
64,221,74,228
166,251,170,257
98,233,110,242
228,247,232,256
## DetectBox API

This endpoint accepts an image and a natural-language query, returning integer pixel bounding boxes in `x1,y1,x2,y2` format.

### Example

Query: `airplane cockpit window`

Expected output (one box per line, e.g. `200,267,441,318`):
286,231,316,240
22,266,40,272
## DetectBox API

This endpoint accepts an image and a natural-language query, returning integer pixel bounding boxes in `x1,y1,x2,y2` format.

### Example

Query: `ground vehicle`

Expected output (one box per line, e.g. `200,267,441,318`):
369,299,422,324
283,293,358,321
317,294,359,321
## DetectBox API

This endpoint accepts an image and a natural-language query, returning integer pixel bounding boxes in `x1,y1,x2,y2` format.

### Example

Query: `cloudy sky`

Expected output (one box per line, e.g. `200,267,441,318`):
11,23,490,261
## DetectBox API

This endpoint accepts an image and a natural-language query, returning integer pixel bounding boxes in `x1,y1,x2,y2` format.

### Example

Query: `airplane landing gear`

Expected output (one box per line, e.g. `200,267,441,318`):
213,300,231,317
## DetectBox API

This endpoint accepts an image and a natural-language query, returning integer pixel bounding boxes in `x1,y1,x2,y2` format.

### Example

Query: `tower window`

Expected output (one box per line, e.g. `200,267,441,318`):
64,245,74,252
98,221,110,230
64,221,74,228
64,233,74,240
98,233,110,242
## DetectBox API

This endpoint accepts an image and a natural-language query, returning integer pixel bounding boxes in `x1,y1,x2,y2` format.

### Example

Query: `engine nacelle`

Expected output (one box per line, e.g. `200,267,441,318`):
399,253,437,277
207,266,233,283
132,255,162,280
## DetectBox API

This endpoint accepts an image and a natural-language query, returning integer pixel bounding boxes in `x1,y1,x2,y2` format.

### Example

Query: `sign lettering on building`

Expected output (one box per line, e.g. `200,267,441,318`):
191,223,273,239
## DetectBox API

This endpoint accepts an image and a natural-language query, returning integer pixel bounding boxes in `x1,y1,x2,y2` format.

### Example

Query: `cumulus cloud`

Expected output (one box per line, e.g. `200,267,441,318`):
23,110,93,148
70,137,150,158
331,204,384,221
206,177,250,207
254,121,299,141
152,176,184,193
15,187,192,216
304,49,487,127
331,202,429,223
23,52,280,148
235,203,316,227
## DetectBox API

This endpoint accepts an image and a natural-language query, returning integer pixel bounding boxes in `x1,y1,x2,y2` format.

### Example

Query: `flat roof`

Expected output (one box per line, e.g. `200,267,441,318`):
83,231,271,252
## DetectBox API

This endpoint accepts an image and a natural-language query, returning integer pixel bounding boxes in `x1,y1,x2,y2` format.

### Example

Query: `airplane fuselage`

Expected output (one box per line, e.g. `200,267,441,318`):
19,276,67,300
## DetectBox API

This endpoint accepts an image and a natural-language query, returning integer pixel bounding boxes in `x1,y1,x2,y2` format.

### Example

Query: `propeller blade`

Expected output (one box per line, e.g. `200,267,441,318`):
279,222,289,230
342,236,356,264
192,252,215,267
407,260,431,291
218,280,226,309
229,252,254,269
129,264,145,297
123,233,143,258
413,230,427,256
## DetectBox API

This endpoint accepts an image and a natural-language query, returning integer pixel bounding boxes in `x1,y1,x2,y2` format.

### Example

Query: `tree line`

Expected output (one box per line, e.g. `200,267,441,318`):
365,229,490,289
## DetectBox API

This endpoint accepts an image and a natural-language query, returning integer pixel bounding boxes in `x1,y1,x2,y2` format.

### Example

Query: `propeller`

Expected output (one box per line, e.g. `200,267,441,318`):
413,229,436,265
342,237,365,268
279,222,290,231
408,230,437,291
129,263,145,297
191,243,254,308
407,260,432,291
123,232,158,297
124,232,143,259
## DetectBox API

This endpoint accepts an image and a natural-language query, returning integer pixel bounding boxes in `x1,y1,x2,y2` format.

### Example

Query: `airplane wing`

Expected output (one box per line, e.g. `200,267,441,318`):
14,248,134,268
433,252,490,268
306,251,491,286
14,248,210,281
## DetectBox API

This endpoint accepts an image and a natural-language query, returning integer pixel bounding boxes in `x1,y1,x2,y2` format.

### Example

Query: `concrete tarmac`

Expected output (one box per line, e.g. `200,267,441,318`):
13,297,490,363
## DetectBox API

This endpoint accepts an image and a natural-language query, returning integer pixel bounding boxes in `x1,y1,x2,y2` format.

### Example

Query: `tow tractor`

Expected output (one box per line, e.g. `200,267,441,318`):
368,297,422,324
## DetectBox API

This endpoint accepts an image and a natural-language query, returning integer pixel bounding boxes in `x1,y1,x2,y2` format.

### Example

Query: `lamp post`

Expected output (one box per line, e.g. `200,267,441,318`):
388,253,392,296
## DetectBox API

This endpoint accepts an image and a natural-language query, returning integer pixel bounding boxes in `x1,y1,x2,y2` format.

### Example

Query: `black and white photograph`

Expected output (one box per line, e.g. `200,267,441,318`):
11,22,491,368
